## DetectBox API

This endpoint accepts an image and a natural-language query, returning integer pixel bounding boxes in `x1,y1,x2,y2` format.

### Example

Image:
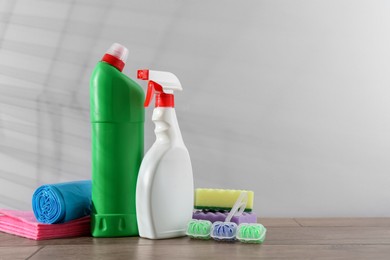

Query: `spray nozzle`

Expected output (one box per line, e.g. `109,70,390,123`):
137,69,182,108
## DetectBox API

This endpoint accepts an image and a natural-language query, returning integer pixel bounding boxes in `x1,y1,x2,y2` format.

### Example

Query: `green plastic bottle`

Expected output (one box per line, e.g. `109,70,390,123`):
90,43,144,237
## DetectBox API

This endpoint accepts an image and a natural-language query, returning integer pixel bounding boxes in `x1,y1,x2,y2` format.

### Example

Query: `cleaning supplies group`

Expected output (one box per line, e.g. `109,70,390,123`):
187,189,266,244
0,43,266,245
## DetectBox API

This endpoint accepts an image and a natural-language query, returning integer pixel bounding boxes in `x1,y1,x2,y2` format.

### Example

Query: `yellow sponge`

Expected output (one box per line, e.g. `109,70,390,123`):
194,188,254,212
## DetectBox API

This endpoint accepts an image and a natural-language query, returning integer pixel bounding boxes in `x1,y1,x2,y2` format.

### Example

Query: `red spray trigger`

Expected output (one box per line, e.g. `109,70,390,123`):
144,81,165,107
138,69,152,107
144,81,154,107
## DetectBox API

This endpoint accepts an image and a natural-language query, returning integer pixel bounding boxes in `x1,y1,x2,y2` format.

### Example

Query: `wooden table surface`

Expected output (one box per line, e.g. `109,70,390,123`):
1,218,390,259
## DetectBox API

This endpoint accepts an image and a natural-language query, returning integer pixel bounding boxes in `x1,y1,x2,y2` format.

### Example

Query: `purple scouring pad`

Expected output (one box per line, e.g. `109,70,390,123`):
193,210,257,225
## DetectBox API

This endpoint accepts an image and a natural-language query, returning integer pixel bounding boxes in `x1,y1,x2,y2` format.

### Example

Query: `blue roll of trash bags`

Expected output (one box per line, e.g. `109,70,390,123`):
32,180,92,224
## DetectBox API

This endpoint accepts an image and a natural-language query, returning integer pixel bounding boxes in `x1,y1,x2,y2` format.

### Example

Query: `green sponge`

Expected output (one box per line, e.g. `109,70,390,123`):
194,188,254,212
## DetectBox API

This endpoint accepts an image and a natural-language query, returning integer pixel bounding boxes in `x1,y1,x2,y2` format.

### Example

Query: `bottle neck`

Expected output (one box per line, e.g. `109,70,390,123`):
152,107,183,145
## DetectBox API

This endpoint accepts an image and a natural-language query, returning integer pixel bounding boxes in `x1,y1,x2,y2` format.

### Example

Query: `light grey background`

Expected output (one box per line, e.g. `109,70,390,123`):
0,0,389,217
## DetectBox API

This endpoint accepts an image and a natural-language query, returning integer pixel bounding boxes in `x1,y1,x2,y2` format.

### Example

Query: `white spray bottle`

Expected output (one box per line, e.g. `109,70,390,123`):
136,69,194,239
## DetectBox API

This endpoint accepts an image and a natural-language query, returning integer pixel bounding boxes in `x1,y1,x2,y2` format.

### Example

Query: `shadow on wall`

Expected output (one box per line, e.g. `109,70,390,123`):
0,0,114,208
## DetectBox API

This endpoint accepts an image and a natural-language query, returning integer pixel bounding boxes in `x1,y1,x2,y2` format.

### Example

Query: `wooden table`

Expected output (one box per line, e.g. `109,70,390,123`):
1,218,390,259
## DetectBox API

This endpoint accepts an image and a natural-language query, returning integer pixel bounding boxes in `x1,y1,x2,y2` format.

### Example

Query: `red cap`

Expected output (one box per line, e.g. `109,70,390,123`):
101,43,129,72
102,53,125,72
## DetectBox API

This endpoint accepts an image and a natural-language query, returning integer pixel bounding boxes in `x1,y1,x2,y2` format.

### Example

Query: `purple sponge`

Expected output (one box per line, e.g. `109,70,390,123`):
192,210,257,225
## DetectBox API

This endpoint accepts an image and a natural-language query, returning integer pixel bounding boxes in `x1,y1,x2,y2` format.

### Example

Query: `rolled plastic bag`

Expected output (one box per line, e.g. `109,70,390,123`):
32,180,92,224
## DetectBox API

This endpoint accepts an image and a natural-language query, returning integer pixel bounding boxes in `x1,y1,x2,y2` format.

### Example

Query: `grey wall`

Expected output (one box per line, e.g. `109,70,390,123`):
0,0,389,217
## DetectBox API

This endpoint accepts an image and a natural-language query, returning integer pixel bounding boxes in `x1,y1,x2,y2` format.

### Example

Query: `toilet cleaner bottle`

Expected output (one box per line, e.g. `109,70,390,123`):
90,43,144,237
136,69,194,239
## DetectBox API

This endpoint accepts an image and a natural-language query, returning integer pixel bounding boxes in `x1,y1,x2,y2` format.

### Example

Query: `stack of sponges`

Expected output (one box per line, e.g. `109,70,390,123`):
192,188,257,225
188,188,266,243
